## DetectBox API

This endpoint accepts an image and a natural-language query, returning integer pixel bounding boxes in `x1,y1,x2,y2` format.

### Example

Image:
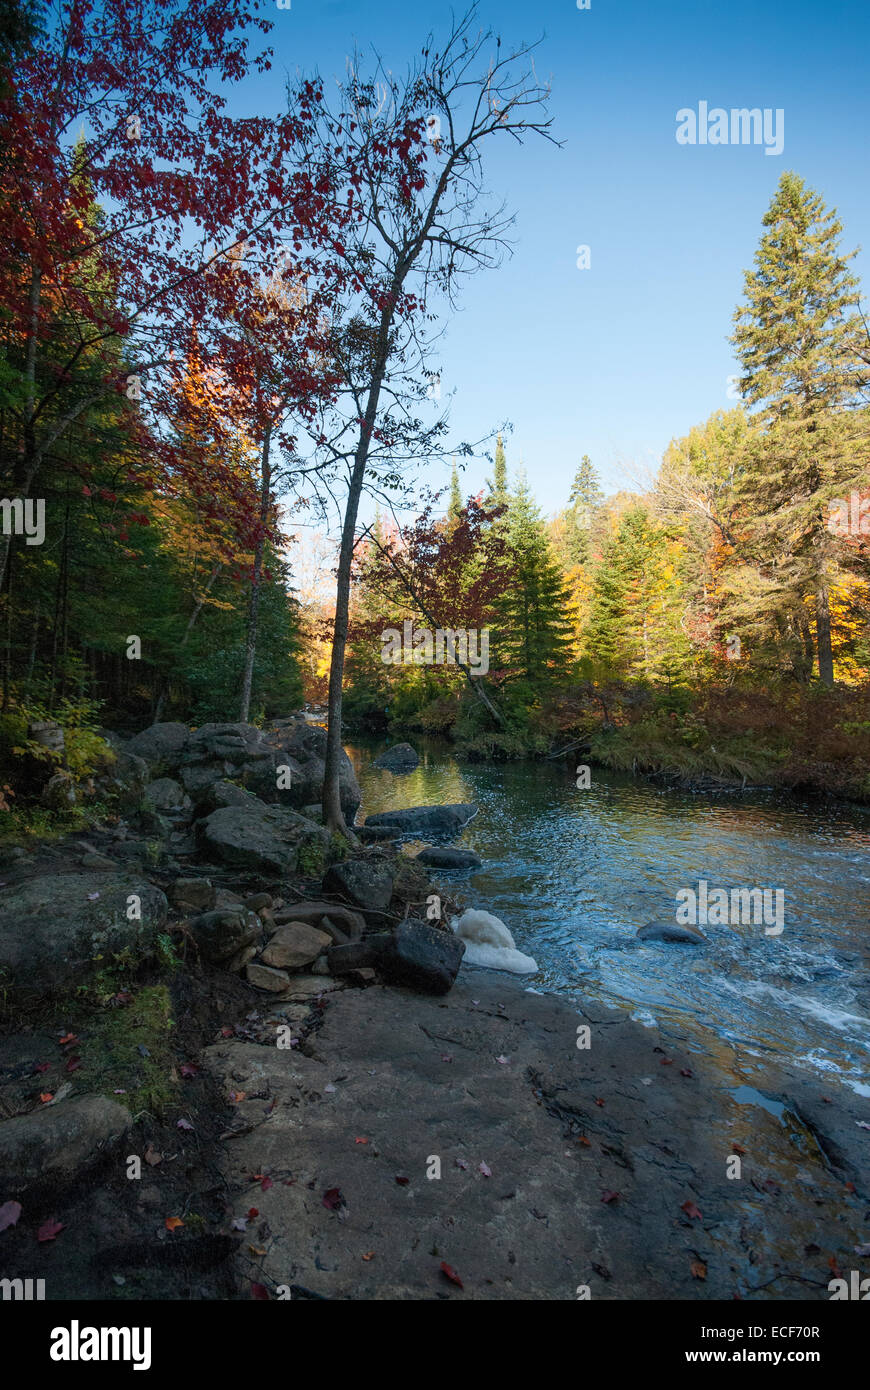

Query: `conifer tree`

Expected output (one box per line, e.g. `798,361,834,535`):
495,471,574,680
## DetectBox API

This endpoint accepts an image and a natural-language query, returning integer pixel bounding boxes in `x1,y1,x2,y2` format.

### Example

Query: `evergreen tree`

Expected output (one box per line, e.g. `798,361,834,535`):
447,460,463,532
563,454,604,566
731,171,869,684
484,433,509,511
495,471,574,680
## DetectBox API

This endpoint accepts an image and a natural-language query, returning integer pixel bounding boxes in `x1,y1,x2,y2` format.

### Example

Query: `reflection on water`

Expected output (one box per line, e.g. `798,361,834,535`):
349,740,870,1096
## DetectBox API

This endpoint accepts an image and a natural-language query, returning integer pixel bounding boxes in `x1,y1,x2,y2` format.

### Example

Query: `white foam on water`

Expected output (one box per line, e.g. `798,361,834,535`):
451,909,539,975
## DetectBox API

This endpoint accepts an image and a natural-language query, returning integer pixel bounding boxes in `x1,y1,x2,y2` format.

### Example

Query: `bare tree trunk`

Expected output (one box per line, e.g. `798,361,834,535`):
239,423,273,724
815,584,834,686
152,562,221,724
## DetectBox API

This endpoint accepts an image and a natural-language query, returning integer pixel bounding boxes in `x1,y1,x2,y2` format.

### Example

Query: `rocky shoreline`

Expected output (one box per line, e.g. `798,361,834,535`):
1,718,867,1300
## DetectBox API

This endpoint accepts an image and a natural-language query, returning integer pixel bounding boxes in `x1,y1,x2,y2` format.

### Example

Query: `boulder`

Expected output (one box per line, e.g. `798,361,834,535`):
193,779,266,817
189,908,262,964
637,921,707,945
262,716,361,817
196,804,329,876
322,858,395,912
0,1096,132,1196
0,873,167,1006
364,803,478,839
246,961,291,993
415,846,482,870
261,922,332,970
272,900,364,943
170,878,216,912
373,742,419,773
375,920,465,995
127,722,190,767
141,777,191,817
326,940,378,975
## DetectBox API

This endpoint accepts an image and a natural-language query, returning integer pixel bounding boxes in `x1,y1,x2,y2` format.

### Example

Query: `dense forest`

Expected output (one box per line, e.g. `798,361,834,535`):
1,0,869,842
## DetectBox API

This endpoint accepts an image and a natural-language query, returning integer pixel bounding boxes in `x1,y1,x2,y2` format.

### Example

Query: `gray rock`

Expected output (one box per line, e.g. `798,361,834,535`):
170,878,216,912
196,804,329,876
0,874,167,1006
373,742,419,773
261,922,332,970
364,803,478,839
375,920,465,995
272,900,364,943
356,824,399,844
0,1096,132,1196
189,908,262,964
141,777,191,817
322,858,395,912
262,716,361,817
247,961,292,993
127,722,190,767
193,779,265,816
637,920,708,944
326,940,378,975
415,846,482,870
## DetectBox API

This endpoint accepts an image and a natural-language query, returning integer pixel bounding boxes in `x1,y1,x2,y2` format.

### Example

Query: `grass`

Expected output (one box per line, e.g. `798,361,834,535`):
76,983,177,1117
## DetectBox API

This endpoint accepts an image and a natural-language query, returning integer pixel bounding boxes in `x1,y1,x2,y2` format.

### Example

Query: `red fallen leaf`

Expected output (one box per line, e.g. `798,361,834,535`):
354,1137,369,1144
251,1282,270,1300
679,1068,694,1077
681,1200,702,1221
39,1092,53,1103
322,1188,343,1210
844,1181,856,1193
228,1090,246,1104
37,1218,65,1242
594,1098,605,1107
180,1062,199,1078
65,1055,82,1074
164,1217,184,1232
395,1176,410,1186
361,1251,375,1261
220,1026,234,1038
578,1136,591,1147
440,1261,463,1289
690,1259,707,1280
828,1255,842,1278
58,1033,78,1047
660,1056,674,1066
260,1176,273,1192
0,1200,22,1232
731,1142,747,1155
113,991,133,1005
33,1063,50,1074
247,1207,259,1219
601,1189,620,1204
761,1178,780,1196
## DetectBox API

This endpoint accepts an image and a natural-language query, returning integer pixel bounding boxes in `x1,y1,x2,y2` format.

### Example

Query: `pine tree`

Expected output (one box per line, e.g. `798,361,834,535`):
495,471,574,680
563,454,604,566
484,433,509,511
447,460,463,532
731,171,869,684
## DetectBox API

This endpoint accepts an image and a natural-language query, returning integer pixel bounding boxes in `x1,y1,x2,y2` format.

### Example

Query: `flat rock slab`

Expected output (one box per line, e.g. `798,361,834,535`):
364,803,478,840
0,1095,132,1196
204,974,867,1300
416,847,482,870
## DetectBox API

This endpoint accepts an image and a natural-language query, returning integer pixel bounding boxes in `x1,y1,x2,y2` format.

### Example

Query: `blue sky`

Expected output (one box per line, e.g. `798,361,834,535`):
231,0,870,517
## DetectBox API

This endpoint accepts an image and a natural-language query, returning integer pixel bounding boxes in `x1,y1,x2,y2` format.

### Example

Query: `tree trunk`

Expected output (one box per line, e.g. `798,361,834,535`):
815,584,834,686
239,423,273,724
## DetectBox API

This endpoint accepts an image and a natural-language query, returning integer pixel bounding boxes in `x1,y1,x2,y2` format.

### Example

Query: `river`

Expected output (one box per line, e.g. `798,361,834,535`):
348,740,870,1104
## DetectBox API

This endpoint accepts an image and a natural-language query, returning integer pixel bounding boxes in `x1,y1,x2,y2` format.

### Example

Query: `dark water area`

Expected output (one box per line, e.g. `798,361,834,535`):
347,738,870,1102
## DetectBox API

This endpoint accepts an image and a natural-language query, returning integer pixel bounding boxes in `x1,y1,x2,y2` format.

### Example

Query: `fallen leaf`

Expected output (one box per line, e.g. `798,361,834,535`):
680,1068,694,1078
180,1062,199,1079
361,1252,375,1261
578,1136,591,1147
65,1055,82,1074
844,1181,856,1193
856,1120,870,1130
478,1161,492,1178
681,1200,702,1221
144,1144,162,1167
731,1142,747,1155
58,1033,78,1047
395,1175,410,1186
0,1200,22,1232
164,1217,184,1232
220,1027,234,1038
228,1091,246,1104
260,1176,273,1192
39,1092,53,1103
441,1054,453,1063
854,1243,870,1257
86,892,100,901
660,1056,674,1066
440,1261,463,1289
247,1207,259,1219
248,1245,267,1256
177,1118,194,1131
113,991,133,1005
37,1219,65,1242
828,1255,842,1278
33,1063,50,1074
231,1217,248,1232
454,1158,468,1170
600,1189,620,1204
594,1097,605,1107
354,1137,369,1145
690,1260,707,1280
496,1055,509,1065
322,1188,343,1210
250,1282,270,1300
